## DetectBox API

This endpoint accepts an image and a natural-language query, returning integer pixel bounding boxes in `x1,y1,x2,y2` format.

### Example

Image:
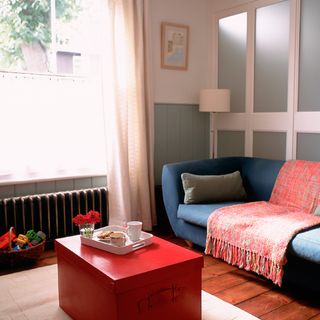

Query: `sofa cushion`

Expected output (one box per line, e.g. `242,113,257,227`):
289,228,320,264
240,157,284,201
181,171,246,204
270,160,320,213
177,202,245,227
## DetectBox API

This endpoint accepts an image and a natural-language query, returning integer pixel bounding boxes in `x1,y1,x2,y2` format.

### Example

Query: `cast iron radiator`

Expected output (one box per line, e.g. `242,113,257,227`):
0,187,108,243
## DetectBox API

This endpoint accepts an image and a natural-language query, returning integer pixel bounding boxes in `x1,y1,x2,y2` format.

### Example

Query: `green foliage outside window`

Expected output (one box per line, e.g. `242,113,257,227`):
0,0,81,70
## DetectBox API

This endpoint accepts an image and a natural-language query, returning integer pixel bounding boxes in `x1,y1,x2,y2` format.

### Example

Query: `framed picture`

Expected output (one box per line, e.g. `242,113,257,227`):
161,22,189,70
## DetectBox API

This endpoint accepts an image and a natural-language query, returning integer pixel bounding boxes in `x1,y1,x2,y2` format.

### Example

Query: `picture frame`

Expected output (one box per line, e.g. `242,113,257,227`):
161,22,189,70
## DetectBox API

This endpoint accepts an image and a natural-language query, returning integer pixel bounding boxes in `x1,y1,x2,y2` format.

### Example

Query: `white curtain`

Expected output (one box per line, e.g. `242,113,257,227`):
103,0,156,230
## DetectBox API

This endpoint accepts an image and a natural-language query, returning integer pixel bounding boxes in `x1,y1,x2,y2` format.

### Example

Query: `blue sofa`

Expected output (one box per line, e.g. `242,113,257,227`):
162,156,320,291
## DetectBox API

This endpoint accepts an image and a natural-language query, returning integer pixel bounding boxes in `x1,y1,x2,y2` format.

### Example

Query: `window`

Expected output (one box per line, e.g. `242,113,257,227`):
215,0,291,161
254,1,289,113
0,0,107,184
218,12,247,113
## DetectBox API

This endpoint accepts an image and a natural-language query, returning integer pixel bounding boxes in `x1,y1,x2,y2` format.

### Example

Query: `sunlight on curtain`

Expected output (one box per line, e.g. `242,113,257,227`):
103,0,156,229
0,73,106,184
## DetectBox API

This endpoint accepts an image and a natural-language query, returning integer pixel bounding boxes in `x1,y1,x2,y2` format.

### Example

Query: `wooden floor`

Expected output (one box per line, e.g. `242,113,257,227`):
167,236,320,320
1,234,320,320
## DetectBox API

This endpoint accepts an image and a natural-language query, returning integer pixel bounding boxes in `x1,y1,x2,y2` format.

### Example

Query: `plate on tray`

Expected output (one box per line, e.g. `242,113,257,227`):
80,225,153,255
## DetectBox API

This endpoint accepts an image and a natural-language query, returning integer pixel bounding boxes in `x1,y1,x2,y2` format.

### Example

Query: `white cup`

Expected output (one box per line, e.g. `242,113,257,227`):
127,221,142,241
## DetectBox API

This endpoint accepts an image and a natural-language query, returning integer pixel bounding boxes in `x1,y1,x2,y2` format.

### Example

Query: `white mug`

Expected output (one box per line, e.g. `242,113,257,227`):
127,221,142,241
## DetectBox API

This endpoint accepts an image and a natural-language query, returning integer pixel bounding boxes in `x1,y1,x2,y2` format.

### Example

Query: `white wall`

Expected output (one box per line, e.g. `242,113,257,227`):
210,0,253,12
150,0,211,104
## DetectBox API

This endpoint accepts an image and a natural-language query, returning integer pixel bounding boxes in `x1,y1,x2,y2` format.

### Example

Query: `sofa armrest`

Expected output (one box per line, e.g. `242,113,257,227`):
161,157,243,234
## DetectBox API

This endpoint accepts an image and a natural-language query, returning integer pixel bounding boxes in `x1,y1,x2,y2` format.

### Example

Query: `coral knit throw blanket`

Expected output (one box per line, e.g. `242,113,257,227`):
205,160,320,286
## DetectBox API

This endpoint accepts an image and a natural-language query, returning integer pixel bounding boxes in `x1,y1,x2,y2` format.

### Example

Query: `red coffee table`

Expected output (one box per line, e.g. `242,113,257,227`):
55,235,203,320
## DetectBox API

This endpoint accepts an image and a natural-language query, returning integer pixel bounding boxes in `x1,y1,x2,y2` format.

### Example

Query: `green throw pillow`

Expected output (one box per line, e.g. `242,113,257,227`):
314,206,320,216
181,171,246,204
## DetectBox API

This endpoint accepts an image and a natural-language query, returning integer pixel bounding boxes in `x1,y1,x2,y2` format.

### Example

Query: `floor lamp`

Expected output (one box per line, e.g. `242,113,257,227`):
199,89,230,158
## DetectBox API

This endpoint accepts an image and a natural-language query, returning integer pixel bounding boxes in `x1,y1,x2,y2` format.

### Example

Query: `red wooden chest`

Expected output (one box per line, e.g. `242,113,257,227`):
55,235,203,320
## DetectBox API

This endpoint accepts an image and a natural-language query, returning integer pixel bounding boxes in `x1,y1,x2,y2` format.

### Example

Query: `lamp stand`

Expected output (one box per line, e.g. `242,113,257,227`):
210,113,215,159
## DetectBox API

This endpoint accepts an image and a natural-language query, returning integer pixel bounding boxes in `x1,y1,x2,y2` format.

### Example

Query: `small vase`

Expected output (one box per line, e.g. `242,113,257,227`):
79,223,95,239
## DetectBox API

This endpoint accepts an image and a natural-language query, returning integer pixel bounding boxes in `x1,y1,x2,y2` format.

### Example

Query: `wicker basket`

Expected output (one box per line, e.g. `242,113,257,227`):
0,227,46,267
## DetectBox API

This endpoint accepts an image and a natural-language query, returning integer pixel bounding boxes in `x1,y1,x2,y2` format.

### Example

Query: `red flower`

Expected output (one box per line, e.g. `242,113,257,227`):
72,211,101,226
86,210,101,224
72,214,89,226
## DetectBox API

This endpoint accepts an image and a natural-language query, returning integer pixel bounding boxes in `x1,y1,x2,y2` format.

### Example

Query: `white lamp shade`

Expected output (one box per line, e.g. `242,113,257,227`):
199,89,230,112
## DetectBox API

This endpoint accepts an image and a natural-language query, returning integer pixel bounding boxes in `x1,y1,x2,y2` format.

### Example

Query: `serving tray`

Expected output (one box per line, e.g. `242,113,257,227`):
80,225,153,255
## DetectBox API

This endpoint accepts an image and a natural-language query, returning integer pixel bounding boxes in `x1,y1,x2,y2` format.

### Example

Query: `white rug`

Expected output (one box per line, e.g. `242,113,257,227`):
0,265,259,320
